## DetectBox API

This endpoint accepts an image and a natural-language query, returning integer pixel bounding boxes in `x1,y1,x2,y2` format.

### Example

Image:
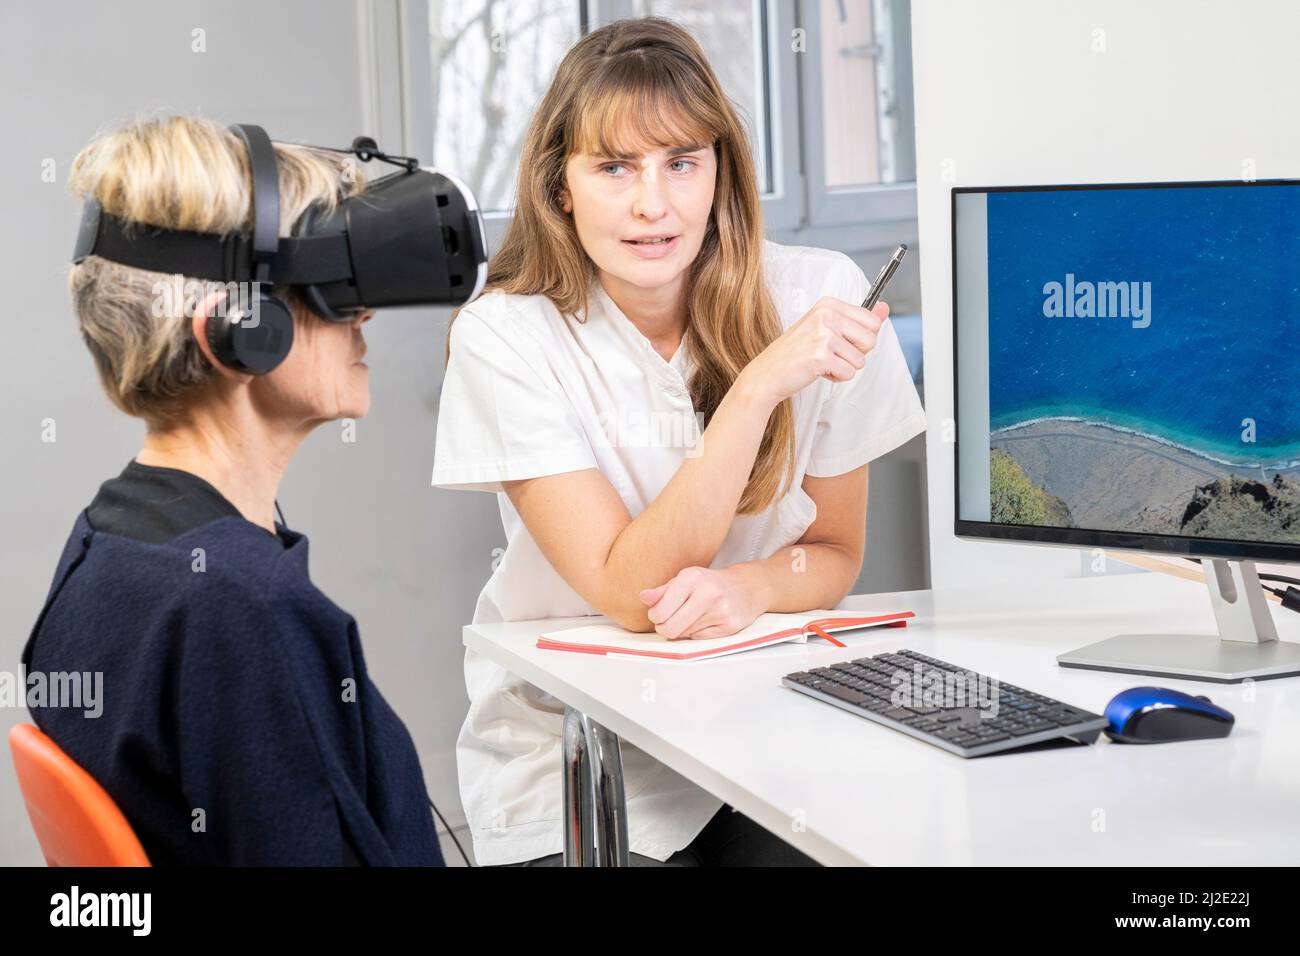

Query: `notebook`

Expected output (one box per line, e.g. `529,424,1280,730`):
536,609,915,662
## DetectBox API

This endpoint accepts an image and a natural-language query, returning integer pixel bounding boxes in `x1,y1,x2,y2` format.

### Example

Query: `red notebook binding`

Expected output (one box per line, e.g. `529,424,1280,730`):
536,610,915,662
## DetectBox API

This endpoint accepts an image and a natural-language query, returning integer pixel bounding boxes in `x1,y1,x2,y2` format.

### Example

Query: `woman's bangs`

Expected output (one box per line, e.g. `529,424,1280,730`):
571,73,717,160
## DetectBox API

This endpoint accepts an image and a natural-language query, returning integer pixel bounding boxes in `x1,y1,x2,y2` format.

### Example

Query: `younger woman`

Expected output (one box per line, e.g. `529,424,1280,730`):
432,18,925,866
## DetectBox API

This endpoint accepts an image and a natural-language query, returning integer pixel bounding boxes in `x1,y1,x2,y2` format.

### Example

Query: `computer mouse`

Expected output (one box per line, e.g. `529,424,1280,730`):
1103,686,1234,744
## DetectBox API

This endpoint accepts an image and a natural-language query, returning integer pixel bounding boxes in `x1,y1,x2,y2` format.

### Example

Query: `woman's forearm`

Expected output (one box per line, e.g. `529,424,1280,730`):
601,375,777,622
727,541,863,615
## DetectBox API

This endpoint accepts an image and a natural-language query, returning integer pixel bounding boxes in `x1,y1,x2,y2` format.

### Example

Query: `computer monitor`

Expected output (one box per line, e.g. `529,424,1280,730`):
952,180,1300,682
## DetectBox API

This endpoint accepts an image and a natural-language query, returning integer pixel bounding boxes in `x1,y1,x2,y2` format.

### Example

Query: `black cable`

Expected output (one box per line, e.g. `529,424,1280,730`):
1261,573,1300,587
1265,585,1300,613
271,499,467,865
269,498,466,865
293,136,419,171
429,796,472,867
1183,556,1300,610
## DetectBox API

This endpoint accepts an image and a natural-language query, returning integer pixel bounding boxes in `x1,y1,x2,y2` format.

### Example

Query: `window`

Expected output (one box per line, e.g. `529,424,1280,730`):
800,0,917,228
403,0,917,245
426,0,582,212
820,0,908,186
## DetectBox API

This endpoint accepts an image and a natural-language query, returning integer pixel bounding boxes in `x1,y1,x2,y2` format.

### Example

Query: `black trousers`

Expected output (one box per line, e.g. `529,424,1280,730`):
503,805,821,867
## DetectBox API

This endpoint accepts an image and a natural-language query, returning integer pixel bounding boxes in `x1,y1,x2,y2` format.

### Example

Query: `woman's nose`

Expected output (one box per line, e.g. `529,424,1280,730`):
631,163,667,220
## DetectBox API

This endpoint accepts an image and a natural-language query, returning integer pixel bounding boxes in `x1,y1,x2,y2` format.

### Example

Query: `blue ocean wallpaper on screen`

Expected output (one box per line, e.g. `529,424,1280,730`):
985,184,1300,543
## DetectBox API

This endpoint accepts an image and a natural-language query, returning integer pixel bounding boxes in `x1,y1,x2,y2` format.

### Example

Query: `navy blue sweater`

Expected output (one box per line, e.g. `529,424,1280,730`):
24,485,444,866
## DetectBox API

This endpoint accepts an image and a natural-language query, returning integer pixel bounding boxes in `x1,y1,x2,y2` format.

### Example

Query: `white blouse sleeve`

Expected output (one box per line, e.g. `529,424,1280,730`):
431,302,597,493
805,259,927,478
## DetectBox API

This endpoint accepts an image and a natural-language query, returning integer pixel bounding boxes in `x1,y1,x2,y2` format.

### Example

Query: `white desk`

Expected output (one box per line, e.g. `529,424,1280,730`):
463,571,1300,866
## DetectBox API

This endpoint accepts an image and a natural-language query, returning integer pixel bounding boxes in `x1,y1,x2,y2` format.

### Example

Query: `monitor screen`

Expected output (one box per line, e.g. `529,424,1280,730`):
953,181,1300,560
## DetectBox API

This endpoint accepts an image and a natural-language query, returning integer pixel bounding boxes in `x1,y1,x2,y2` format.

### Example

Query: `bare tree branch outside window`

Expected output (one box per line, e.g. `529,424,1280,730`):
430,0,580,212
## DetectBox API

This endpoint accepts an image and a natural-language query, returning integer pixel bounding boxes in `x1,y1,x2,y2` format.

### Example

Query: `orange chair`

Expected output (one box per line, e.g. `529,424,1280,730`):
8,723,150,867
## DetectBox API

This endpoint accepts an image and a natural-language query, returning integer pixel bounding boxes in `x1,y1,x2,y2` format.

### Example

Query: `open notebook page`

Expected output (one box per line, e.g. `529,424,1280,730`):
537,609,914,661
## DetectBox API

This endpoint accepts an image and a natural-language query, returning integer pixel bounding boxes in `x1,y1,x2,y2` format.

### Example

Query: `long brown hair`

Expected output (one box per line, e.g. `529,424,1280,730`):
449,17,793,514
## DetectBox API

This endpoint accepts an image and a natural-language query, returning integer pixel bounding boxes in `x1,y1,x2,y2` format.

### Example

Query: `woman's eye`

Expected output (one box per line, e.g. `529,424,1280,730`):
600,159,696,176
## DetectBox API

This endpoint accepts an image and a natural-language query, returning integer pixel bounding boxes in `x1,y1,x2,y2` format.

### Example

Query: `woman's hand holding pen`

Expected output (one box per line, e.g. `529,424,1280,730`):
736,297,888,408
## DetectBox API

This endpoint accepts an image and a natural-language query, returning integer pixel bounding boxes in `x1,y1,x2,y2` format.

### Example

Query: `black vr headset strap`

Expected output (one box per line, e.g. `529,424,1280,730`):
202,124,294,374
71,198,254,279
71,203,351,286
231,124,280,284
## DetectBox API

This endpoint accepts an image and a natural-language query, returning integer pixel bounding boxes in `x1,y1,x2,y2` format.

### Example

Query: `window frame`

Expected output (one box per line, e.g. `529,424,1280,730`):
797,0,917,228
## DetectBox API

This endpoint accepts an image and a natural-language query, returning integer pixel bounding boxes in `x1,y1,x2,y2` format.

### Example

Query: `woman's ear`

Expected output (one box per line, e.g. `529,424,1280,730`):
559,189,572,214
190,287,251,381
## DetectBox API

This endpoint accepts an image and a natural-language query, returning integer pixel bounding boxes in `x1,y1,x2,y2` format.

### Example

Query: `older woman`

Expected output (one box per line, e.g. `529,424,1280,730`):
23,115,443,866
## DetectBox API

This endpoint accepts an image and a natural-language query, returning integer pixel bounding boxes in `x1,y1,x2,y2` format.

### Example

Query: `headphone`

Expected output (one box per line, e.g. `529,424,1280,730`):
203,124,297,375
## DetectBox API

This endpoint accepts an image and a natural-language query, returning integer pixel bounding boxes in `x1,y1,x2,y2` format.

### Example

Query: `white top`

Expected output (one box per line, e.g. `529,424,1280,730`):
431,239,927,865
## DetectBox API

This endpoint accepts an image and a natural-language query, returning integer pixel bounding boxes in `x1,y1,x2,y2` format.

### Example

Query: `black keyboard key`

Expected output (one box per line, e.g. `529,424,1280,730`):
820,684,873,707
881,708,918,721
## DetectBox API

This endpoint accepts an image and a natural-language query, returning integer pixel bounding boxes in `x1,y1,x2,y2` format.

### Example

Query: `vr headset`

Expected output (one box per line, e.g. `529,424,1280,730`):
72,123,488,373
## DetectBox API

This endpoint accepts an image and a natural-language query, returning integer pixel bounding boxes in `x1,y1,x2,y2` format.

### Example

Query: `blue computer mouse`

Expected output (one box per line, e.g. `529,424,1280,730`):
1104,687,1235,744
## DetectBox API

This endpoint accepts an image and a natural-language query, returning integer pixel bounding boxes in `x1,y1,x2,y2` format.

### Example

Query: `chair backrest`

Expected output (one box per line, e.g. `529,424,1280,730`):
8,723,150,867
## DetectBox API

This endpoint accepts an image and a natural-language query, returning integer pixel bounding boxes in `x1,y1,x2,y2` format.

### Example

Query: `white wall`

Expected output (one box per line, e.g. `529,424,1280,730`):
912,0,1300,589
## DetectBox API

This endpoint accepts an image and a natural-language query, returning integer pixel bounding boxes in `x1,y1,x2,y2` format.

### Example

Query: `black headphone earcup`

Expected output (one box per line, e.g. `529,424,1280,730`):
205,294,294,374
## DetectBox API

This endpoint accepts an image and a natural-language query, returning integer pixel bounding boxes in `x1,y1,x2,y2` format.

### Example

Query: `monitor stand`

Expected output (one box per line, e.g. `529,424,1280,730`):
1057,559,1300,682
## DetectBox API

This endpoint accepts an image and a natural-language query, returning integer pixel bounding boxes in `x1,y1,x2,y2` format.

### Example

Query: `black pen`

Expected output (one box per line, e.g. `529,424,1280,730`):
861,244,908,310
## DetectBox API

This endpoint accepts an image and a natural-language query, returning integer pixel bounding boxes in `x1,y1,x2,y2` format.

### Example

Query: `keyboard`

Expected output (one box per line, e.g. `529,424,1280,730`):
783,648,1108,757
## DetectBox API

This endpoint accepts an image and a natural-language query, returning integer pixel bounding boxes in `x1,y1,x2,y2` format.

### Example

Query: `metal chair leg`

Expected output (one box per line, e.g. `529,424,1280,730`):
562,706,593,866
585,714,629,866
561,705,629,866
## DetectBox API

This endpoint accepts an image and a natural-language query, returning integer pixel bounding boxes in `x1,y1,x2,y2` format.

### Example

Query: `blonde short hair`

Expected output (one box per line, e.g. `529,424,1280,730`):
67,114,367,427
